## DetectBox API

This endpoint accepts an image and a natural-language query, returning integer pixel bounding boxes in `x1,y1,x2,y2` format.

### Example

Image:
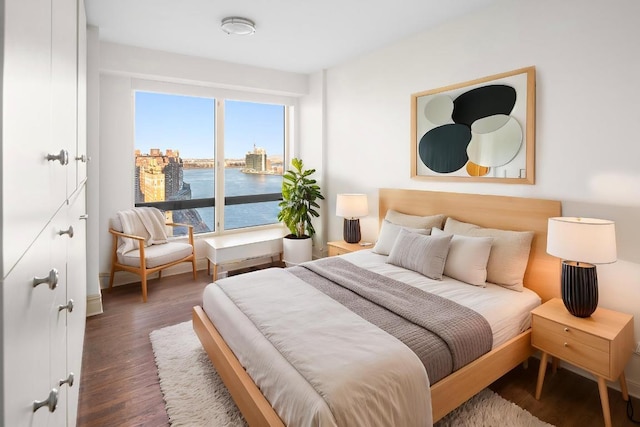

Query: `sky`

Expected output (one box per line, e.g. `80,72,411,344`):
134,91,285,159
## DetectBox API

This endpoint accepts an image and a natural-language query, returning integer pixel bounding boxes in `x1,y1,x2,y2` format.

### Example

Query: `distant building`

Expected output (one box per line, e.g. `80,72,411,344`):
135,148,191,204
134,148,209,235
141,159,165,202
244,144,267,172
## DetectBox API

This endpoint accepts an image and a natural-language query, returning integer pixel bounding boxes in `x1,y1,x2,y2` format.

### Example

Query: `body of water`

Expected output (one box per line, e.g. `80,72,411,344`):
183,168,282,231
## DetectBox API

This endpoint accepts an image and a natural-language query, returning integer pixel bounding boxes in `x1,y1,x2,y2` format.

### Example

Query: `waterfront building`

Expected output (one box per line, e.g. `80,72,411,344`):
244,144,268,172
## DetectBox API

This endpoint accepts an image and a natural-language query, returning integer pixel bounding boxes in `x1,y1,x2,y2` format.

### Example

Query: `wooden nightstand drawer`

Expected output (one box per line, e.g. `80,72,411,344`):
532,315,609,353
532,327,609,377
327,241,370,257
328,246,351,257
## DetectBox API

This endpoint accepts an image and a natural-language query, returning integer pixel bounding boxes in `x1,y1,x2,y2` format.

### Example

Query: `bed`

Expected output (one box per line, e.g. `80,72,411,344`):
193,189,562,426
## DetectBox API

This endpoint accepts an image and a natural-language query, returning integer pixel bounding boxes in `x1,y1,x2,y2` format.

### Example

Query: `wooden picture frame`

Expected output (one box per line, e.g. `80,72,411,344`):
411,66,536,184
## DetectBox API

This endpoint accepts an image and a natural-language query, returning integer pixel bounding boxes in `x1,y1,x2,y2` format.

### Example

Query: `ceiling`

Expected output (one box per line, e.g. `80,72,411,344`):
85,0,495,74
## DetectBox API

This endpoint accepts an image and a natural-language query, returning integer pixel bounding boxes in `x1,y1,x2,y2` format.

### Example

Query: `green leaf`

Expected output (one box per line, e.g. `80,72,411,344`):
276,157,324,238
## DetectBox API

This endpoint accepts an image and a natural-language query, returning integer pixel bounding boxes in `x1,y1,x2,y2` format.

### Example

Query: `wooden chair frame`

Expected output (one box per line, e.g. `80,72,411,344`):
109,222,196,302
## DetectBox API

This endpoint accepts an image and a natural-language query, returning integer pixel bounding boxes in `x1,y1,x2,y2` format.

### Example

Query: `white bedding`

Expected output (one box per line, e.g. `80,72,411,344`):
342,250,542,348
209,268,431,426
202,250,541,426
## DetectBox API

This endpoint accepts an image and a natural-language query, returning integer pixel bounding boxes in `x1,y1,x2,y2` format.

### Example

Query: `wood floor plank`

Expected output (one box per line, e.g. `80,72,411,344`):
78,267,640,426
77,271,212,427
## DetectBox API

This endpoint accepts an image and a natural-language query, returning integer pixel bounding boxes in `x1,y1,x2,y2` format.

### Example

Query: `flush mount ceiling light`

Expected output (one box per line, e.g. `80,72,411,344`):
221,17,256,36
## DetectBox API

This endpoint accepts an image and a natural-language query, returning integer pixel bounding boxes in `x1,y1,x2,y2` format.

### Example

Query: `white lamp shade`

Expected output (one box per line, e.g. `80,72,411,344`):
547,217,617,264
336,194,368,219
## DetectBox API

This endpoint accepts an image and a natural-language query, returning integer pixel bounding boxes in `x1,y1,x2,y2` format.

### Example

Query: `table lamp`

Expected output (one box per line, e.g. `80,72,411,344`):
546,217,617,317
336,194,368,243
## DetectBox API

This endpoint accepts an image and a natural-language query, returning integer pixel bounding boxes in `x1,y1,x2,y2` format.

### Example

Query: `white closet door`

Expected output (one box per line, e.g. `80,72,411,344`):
2,230,56,426
2,0,58,275
51,0,79,199
49,204,72,427
65,187,87,426
75,0,88,188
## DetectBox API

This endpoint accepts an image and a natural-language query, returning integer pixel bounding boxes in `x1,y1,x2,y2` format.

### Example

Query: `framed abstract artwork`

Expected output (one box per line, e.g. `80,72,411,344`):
411,67,536,184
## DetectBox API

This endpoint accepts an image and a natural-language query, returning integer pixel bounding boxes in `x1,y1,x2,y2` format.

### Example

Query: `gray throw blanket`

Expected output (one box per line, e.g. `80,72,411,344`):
289,257,492,384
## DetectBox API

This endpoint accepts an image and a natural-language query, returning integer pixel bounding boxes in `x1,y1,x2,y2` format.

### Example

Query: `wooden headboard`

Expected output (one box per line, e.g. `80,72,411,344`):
379,189,562,302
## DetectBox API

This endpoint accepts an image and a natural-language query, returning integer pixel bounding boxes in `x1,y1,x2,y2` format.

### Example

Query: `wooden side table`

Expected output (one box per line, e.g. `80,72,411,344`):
327,240,372,257
531,298,634,427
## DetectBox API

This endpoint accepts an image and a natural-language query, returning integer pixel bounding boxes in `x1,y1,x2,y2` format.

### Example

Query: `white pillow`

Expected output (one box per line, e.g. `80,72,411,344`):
385,209,445,229
387,230,452,280
431,228,493,287
443,218,534,291
372,220,430,256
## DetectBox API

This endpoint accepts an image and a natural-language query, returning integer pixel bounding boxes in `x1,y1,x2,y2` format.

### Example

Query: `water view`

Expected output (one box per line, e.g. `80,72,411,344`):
185,168,282,231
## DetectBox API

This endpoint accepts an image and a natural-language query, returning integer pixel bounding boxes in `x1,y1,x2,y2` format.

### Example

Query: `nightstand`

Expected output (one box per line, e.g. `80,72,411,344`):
531,298,634,427
327,240,372,257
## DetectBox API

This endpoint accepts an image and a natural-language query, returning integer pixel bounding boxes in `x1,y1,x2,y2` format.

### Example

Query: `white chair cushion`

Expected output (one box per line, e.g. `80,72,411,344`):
118,242,193,268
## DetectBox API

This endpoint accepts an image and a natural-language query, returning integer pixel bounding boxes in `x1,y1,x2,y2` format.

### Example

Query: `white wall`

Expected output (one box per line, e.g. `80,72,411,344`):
86,25,102,315
312,0,640,394
96,43,309,280
298,70,327,257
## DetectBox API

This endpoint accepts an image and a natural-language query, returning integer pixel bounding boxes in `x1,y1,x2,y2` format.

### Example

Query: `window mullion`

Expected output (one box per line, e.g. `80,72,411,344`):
215,99,225,232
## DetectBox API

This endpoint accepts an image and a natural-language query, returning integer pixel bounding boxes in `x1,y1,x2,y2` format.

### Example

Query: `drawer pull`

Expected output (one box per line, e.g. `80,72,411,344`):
33,388,58,413
33,269,59,290
564,342,569,347
59,373,74,387
46,149,69,165
58,226,74,238
58,299,74,313
564,327,570,332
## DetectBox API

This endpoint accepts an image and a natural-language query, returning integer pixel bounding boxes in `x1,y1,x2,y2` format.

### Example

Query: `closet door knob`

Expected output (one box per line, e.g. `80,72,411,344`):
46,149,69,165
79,214,88,220
58,299,74,313
58,226,74,238
74,154,90,163
33,388,58,413
59,373,74,387
33,269,59,290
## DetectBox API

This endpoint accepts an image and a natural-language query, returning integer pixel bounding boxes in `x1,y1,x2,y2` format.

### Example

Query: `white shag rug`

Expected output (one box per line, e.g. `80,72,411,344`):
150,321,553,427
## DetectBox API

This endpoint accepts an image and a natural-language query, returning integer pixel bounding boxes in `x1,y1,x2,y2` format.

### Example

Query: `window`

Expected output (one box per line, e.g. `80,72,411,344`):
224,100,285,230
134,90,287,235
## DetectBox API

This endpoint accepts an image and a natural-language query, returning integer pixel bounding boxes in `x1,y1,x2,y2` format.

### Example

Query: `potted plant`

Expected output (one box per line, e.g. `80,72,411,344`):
277,158,324,266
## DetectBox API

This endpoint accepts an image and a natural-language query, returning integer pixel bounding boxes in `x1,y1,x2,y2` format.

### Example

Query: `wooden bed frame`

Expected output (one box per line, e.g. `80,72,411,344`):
193,189,562,425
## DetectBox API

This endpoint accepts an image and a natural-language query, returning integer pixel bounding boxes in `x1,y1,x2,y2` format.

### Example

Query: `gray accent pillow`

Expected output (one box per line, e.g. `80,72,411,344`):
385,209,445,229
432,228,493,287
443,218,534,291
372,220,430,256
387,229,452,280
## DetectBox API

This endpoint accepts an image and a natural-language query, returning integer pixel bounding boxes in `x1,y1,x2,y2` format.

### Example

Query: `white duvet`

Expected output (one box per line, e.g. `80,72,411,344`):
202,250,541,426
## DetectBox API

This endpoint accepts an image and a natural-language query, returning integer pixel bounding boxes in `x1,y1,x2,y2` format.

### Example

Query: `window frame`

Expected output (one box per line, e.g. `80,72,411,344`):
132,79,295,235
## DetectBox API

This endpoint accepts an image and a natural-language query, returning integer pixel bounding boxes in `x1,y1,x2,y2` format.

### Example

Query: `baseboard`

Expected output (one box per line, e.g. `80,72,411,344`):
86,292,103,317
535,351,640,399
627,374,640,399
559,361,640,399
100,258,210,288
101,255,279,288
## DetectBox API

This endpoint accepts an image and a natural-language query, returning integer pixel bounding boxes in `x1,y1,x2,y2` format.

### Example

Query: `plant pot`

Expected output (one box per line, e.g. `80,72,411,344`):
282,235,312,267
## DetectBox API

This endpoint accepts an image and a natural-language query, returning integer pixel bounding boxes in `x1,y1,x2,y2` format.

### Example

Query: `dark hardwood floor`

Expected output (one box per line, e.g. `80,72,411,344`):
78,268,638,426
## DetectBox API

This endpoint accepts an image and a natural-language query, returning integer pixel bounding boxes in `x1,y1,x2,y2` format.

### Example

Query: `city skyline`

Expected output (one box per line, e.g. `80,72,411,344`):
135,91,285,159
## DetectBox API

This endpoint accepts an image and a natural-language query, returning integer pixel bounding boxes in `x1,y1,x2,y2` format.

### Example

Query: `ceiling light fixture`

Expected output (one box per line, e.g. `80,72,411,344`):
221,17,256,36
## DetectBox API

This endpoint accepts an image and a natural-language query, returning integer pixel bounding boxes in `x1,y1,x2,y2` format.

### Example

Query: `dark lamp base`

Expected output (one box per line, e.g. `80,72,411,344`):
561,261,598,318
343,218,361,244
